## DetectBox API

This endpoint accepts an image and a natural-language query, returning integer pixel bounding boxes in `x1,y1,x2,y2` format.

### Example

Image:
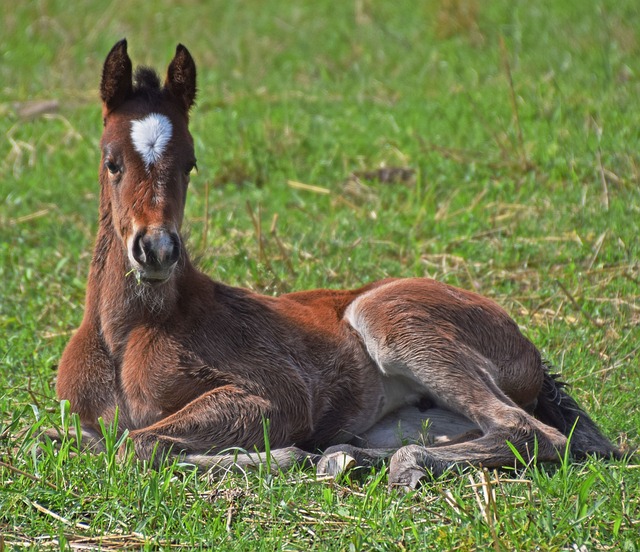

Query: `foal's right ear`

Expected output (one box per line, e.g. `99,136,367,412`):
100,39,133,118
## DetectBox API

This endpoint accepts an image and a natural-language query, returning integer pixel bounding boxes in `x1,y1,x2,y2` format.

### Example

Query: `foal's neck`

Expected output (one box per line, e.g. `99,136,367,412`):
87,220,187,354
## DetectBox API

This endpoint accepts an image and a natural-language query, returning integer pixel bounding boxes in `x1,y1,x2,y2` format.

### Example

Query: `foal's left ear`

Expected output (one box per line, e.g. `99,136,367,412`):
165,44,197,114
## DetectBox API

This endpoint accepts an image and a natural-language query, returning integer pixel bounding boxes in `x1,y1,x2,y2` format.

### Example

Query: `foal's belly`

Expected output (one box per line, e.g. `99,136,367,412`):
379,374,426,419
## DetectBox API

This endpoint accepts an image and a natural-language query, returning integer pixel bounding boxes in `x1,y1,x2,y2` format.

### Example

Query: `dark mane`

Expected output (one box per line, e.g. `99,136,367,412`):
132,67,163,100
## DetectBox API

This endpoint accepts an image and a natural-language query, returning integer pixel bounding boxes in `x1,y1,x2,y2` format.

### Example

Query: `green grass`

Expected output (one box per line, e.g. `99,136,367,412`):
1,0,639,549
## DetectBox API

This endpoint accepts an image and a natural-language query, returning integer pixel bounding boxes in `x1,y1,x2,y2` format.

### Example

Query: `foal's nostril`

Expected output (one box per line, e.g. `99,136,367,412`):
131,229,180,270
167,233,180,265
132,232,147,265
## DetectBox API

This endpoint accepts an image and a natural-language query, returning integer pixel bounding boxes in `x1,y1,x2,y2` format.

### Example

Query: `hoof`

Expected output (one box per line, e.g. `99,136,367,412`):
388,464,430,490
317,452,357,478
388,445,450,490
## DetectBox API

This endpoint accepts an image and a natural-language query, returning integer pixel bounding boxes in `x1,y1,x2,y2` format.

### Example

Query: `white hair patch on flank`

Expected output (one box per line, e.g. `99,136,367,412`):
130,113,173,168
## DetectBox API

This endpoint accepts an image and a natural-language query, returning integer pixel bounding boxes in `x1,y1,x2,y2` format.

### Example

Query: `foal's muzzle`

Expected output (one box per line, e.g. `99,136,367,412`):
129,227,181,281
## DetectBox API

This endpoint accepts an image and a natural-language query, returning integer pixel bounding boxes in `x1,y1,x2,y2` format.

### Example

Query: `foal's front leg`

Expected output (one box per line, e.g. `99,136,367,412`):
51,322,125,452
125,385,318,473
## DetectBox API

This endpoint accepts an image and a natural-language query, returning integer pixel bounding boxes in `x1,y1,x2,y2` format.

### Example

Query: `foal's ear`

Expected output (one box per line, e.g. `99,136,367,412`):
165,44,197,113
100,39,133,117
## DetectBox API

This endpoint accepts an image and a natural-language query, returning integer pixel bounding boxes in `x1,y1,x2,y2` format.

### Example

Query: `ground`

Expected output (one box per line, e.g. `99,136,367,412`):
1,0,639,549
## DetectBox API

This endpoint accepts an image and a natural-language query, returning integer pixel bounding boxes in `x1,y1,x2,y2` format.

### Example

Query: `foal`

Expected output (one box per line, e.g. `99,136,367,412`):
55,40,619,488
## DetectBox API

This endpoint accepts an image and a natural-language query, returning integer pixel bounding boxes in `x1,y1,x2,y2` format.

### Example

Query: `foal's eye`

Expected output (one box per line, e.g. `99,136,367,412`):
185,162,197,177
104,160,121,175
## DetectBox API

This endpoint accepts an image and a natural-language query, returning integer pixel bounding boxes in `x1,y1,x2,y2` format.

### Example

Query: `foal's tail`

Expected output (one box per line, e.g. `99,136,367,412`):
534,369,621,460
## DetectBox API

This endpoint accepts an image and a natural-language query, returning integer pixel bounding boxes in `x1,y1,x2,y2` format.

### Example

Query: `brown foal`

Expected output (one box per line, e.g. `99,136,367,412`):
55,40,619,488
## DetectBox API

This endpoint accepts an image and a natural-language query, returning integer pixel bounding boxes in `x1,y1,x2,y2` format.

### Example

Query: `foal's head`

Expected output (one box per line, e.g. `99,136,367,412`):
99,39,197,283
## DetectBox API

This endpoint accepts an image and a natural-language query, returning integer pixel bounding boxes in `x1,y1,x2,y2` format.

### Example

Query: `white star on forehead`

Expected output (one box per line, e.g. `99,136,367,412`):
130,113,173,168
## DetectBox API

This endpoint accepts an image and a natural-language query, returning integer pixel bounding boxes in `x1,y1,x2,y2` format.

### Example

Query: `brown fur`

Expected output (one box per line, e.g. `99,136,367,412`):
55,40,620,488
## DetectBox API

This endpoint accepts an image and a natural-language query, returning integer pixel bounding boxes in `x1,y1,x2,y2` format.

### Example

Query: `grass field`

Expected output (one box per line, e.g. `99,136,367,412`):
1,0,639,549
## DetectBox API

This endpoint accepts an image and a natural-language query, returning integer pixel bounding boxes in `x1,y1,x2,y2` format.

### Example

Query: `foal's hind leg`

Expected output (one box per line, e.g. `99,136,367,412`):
385,364,567,487
390,352,566,487
317,404,482,478
346,285,568,488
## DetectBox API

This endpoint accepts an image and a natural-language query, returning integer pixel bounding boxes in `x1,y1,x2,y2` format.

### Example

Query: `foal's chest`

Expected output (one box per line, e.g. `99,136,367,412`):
119,327,207,426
